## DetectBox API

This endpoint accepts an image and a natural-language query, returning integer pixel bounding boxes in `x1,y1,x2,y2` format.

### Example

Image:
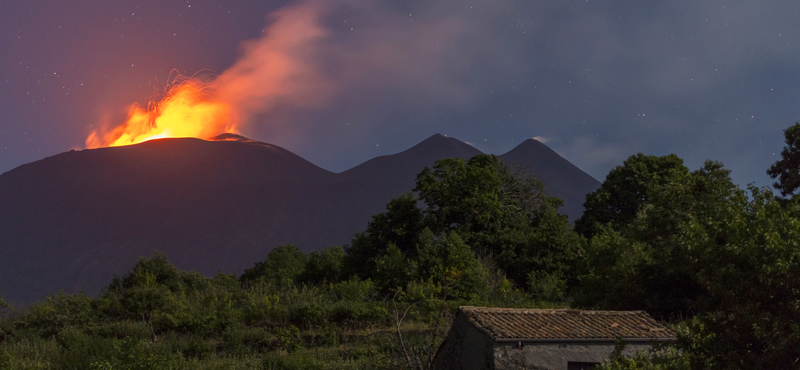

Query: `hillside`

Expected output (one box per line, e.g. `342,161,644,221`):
0,134,598,304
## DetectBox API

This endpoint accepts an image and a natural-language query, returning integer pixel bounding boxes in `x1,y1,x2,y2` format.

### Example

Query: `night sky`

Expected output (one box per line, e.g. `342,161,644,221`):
3,0,800,189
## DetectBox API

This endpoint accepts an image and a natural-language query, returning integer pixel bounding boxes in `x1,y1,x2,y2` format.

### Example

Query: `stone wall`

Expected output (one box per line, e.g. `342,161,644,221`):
432,312,495,370
493,341,655,370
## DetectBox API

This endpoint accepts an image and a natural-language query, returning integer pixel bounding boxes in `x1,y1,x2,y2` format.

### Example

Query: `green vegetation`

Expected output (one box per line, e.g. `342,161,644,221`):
344,155,581,301
573,126,800,368
0,155,565,370
768,122,800,197
3,128,800,369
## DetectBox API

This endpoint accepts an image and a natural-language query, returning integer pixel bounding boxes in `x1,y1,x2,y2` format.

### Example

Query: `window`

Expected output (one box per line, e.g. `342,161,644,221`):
567,362,600,370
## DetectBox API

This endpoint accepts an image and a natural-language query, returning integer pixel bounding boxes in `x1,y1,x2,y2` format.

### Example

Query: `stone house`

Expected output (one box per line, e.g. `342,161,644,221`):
432,306,677,370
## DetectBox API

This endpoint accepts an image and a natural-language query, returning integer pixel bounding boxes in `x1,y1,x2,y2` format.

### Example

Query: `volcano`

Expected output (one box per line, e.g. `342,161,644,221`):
498,138,601,220
0,134,599,304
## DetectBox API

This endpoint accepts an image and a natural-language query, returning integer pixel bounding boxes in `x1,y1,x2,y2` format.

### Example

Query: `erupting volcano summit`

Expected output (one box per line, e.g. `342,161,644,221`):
86,75,238,149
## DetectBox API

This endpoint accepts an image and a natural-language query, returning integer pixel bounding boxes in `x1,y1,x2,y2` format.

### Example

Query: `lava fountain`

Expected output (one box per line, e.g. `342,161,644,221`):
85,74,237,148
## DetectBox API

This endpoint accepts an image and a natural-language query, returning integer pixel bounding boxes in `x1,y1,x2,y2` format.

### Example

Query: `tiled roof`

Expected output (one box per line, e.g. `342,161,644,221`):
460,306,677,341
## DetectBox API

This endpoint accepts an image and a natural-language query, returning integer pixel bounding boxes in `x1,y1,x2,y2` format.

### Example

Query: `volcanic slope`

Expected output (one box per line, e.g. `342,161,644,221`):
0,134,598,304
341,134,600,222
0,136,345,304
337,133,483,217
498,138,601,221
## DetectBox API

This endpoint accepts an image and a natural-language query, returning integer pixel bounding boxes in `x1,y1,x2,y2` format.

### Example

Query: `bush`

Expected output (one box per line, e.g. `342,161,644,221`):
527,270,567,303
261,353,325,370
273,326,302,353
241,291,286,324
240,245,307,288
22,292,95,338
222,324,273,354
329,278,375,302
161,287,239,334
179,334,215,360
300,247,345,286
0,345,12,370
596,340,689,370
85,320,151,341
55,326,116,370
328,302,387,328
289,304,327,329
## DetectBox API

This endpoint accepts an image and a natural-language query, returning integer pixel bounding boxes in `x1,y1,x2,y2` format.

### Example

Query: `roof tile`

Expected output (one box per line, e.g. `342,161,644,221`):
460,306,677,340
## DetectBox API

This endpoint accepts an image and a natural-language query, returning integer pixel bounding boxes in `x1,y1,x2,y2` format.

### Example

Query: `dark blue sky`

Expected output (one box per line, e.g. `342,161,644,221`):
2,0,799,189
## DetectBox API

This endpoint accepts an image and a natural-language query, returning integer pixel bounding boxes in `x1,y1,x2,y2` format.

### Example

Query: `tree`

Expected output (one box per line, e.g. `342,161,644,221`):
574,160,740,321
123,272,172,341
415,155,552,238
239,244,307,288
415,155,580,291
414,229,488,300
104,252,194,294
100,253,190,341
343,193,424,280
575,153,688,238
344,154,582,294
97,252,237,339
768,122,800,197
687,187,800,369
299,246,344,286
415,155,507,236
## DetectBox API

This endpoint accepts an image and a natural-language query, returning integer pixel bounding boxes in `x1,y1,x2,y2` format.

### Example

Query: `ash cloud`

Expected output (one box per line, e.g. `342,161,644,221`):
211,0,534,147
218,0,800,185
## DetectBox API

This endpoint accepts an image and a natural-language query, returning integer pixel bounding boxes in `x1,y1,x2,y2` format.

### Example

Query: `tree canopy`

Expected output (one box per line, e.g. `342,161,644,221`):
768,122,800,197
573,159,740,320
343,154,582,299
575,153,688,237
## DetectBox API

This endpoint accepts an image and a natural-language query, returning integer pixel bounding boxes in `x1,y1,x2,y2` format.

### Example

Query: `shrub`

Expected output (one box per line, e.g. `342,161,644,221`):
329,278,375,302
85,320,151,341
222,324,273,354
22,292,95,338
241,292,286,324
328,302,387,328
179,334,215,360
0,345,12,370
272,326,302,353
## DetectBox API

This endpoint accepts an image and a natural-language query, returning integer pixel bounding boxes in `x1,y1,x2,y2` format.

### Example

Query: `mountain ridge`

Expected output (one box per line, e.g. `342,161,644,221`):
0,134,599,304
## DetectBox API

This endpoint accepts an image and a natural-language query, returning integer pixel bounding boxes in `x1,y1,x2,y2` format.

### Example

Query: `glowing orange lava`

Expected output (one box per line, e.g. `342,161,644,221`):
86,76,237,148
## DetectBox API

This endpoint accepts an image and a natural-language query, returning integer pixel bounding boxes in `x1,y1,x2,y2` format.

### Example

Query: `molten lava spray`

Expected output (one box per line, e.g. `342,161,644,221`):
86,77,234,148
86,3,327,148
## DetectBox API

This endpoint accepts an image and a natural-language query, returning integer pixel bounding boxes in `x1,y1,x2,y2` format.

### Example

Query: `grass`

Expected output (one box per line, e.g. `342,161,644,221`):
0,317,448,370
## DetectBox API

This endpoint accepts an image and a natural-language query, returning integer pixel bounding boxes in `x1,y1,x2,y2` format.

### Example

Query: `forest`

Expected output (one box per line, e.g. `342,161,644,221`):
2,124,800,369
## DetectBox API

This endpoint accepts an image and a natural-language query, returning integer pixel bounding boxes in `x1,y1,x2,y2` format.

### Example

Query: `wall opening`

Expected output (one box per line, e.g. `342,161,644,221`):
567,362,600,370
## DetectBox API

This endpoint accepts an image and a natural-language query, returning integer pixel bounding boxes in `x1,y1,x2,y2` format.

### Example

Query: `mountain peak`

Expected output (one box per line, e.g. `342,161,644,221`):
410,133,474,151
339,133,482,185
506,137,554,155
499,139,600,221
417,133,452,144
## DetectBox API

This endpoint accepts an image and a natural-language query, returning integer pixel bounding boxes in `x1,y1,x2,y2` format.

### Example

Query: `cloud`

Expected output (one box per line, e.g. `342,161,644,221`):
532,136,551,144
205,0,534,145
554,136,625,180
213,2,331,137
79,0,800,185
